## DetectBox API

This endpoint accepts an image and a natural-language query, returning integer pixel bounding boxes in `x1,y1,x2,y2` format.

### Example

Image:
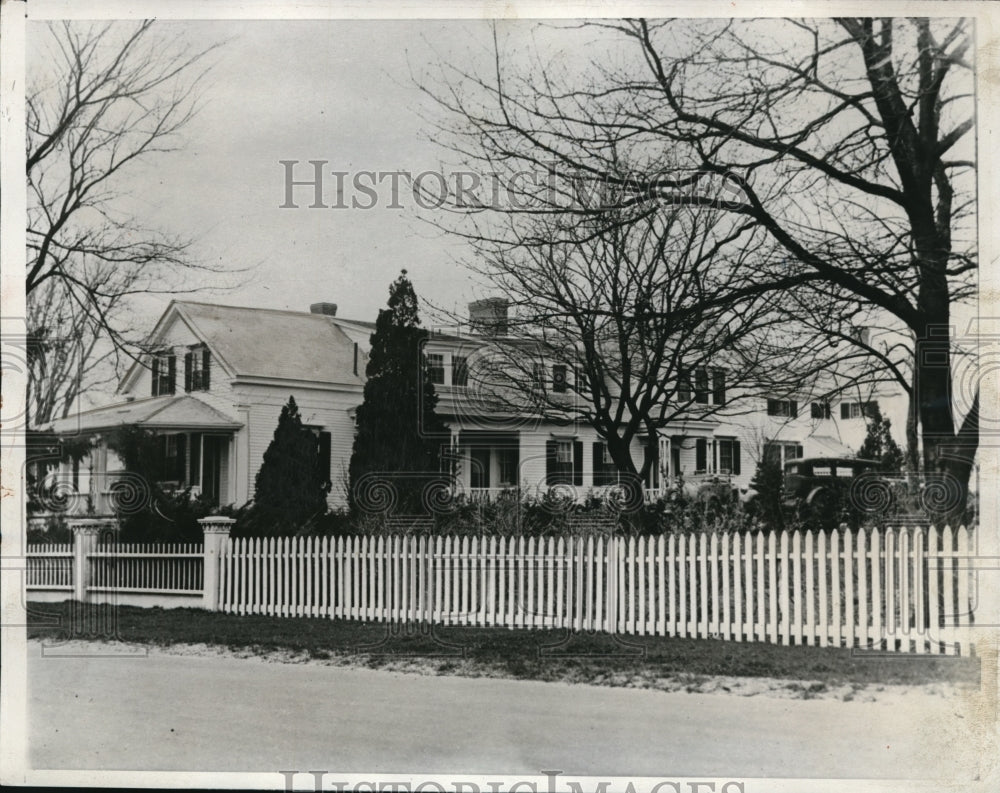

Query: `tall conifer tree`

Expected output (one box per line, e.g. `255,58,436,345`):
349,271,450,514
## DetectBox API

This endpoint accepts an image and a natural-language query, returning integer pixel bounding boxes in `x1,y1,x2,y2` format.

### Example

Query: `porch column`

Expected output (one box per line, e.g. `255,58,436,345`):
70,518,116,603
199,516,235,611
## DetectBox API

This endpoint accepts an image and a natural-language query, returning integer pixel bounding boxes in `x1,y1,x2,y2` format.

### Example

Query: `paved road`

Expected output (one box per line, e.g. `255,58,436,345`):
28,643,981,779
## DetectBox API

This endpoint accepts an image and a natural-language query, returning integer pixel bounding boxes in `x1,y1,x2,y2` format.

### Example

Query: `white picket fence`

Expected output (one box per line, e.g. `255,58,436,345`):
87,543,204,593
219,525,977,655
27,542,204,595
25,543,74,590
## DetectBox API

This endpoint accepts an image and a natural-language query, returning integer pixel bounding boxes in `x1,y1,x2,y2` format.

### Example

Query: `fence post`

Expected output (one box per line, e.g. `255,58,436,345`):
69,518,115,603
199,517,235,611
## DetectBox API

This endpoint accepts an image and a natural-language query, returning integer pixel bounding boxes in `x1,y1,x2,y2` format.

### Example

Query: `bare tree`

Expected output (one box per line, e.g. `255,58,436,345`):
26,21,231,425
447,196,846,488
421,17,977,515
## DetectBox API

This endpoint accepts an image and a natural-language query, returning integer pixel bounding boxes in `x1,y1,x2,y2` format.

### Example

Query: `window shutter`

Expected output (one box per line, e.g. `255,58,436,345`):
318,431,332,485
732,439,741,475
545,440,557,485
184,352,193,392
202,348,211,390
790,400,798,418
696,438,707,472
151,358,160,396
176,434,187,481
695,368,709,403
593,441,605,486
841,403,850,419
678,368,691,402
713,369,726,406
573,440,583,486
167,355,176,394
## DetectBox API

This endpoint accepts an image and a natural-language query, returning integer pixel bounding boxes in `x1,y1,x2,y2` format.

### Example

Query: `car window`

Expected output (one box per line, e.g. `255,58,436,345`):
837,467,854,477
813,466,832,477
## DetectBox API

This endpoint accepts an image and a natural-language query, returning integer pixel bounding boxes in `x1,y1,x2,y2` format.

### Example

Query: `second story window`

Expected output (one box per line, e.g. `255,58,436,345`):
552,364,568,393
151,351,176,396
841,401,878,419
451,355,468,387
767,399,798,418
811,401,832,420
695,368,710,404
184,345,211,392
426,353,445,385
532,363,546,393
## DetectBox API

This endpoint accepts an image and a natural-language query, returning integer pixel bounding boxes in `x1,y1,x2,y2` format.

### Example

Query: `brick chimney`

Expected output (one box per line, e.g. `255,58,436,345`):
310,302,338,316
468,298,509,335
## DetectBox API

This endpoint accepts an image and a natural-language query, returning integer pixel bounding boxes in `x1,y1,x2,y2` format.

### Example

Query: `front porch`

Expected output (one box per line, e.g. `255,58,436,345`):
37,395,242,518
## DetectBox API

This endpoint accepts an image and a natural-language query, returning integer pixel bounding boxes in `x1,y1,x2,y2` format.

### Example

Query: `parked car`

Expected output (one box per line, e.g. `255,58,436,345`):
782,456,880,525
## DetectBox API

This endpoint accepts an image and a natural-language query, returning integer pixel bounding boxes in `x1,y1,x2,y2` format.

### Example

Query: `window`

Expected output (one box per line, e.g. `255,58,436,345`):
532,363,546,393
151,351,176,396
677,368,692,402
695,368,710,404
552,364,568,393
712,369,727,406
811,401,832,420
718,438,741,475
840,401,878,419
592,441,618,486
184,345,210,392
498,448,518,486
426,353,445,385
764,441,804,467
767,399,798,418
451,355,468,387
546,439,581,485
695,438,707,472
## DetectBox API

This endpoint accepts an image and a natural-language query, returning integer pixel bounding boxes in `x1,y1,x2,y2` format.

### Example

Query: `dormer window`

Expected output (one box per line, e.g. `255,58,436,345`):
151,350,176,396
184,344,211,392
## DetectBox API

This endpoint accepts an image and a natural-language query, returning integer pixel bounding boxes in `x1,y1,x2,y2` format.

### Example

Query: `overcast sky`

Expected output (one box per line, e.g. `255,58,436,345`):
29,19,549,327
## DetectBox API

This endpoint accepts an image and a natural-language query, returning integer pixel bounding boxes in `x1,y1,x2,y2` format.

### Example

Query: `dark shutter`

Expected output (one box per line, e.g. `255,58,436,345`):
167,355,176,394
573,440,583,486
732,439,741,475
696,438,707,472
678,368,691,402
202,348,211,390
184,352,193,392
151,358,160,396
841,402,850,419
695,368,709,404
593,441,605,486
713,369,726,406
790,400,798,418
545,440,557,485
318,431,332,485
176,434,187,481
189,434,201,486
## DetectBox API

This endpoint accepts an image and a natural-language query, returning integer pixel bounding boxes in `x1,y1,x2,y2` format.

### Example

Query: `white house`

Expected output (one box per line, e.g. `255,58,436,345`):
39,297,910,516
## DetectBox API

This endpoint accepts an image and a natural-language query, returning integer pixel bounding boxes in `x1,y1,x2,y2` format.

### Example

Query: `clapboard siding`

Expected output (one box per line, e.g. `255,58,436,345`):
236,384,360,509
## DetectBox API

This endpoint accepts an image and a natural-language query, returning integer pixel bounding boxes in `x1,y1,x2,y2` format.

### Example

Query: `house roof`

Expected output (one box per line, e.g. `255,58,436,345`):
47,395,242,435
173,301,365,386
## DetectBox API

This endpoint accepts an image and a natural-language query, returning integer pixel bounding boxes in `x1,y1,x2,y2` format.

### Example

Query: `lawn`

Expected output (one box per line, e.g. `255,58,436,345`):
27,601,980,696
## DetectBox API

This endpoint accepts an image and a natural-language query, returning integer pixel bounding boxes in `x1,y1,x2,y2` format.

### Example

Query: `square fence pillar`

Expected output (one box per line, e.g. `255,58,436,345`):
199,517,235,611
69,518,118,603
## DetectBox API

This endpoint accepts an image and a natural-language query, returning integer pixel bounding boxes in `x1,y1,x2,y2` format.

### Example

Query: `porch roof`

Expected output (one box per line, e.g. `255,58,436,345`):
47,395,243,435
